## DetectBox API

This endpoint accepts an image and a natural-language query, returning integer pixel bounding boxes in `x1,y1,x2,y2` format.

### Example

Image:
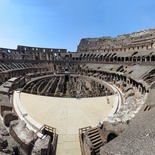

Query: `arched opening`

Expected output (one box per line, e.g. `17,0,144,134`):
99,55,103,61
106,57,109,61
90,54,94,60
125,57,129,62
117,57,121,62
151,55,155,61
86,54,90,60
133,56,136,62
142,56,146,62
110,57,113,61
113,56,117,62
107,133,118,143
35,56,39,60
137,56,141,61
5,77,8,82
83,54,86,60
146,56,150,61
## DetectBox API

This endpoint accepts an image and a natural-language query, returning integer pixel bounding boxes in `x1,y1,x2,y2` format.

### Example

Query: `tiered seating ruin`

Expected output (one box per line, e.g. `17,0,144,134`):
0,28,154,154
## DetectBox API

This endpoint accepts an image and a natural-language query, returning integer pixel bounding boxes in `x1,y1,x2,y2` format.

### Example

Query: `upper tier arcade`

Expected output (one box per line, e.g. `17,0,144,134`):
77,28,155,53
0,45,67,61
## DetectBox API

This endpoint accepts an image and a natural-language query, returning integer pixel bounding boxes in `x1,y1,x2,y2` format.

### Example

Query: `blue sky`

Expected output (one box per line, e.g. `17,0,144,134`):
0,0,155,52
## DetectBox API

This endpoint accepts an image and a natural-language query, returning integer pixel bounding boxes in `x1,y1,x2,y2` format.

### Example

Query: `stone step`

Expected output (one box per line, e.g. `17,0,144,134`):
88,128,98,133
87,127,103,155
93,140,103,147
91,137,102,144
95,146,101,154
90,134,101,141
96,152,100,155
89,132,99,138
94,142,103,150
94,143,103,153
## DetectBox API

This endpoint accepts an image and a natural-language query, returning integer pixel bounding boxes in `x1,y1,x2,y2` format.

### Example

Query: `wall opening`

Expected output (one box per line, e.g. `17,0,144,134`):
107,133,117,143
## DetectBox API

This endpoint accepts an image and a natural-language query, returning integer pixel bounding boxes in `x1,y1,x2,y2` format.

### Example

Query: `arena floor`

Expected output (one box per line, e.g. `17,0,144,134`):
20,93,114,155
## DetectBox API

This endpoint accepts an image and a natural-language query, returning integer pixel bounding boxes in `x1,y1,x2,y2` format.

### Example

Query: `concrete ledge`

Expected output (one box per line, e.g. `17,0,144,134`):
107,94,119,118
13,91,42,133
13,91,27,119
25,115,42,132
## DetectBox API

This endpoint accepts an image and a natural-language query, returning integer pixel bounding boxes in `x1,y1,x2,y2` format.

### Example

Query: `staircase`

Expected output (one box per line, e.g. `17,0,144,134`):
88,127,103,155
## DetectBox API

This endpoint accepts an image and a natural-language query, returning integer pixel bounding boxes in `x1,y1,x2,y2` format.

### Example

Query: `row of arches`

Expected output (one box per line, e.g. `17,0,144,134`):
79,68,148,94
70,52,155,63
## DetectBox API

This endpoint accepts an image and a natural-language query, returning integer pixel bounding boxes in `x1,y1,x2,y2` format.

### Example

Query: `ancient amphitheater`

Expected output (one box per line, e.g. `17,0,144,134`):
0,28,155,155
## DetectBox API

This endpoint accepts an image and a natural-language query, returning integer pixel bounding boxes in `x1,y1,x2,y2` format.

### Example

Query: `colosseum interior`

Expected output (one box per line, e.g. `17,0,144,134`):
0,28,155,155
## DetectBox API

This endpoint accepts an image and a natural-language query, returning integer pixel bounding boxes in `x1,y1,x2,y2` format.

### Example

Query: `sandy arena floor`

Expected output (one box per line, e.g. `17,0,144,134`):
20,93,114,155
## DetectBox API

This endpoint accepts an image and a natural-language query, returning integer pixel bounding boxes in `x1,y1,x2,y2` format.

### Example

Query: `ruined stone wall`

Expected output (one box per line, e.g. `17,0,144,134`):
77,28,155,53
